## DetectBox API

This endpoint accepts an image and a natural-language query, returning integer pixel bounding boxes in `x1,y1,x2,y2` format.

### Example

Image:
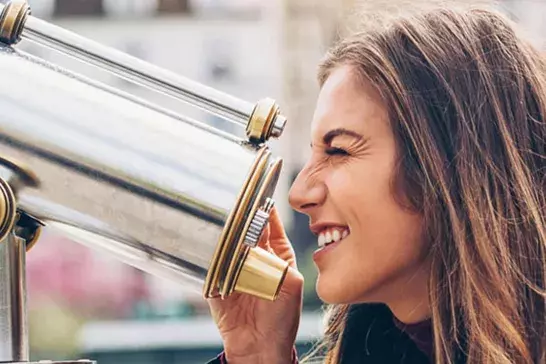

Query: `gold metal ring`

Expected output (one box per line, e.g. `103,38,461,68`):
218,152,273,297
246,98,280,144
203,146,269,298
0,0,30,46
0,178,16,242
223,157,283,298
0,155,40,189
0,156,41,249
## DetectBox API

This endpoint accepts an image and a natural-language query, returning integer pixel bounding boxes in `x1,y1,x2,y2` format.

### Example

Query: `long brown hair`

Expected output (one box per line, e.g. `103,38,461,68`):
306,4,546,364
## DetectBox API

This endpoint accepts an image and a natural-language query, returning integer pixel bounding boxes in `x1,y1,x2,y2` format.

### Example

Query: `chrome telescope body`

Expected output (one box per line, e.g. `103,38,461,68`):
0,1,290,362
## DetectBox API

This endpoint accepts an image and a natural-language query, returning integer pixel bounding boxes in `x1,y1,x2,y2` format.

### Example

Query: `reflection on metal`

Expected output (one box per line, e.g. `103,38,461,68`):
0,0,29,45
0,163,40,362
0,46,288,299
0,230,27,362
0,0,290,362
0,0,287,144
235,245,289,300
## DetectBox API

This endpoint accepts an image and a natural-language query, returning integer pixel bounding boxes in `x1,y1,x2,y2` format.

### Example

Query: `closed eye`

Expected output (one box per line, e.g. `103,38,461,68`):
325,147,349,156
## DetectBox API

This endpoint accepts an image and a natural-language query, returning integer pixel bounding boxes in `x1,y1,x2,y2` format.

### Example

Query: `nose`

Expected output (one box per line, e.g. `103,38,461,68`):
288,165,327,214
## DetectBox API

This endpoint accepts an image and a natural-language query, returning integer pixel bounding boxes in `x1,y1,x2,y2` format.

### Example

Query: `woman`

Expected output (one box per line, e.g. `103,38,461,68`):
207,4,546,364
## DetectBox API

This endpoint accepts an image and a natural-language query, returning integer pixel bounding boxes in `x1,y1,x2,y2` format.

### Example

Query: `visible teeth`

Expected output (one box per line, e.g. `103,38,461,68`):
318,234,326,247
317,228,350,248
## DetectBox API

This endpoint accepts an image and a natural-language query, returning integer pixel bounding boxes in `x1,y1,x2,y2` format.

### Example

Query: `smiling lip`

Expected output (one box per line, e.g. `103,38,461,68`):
312,238,346,263
309,222,349,235
309,222,350,263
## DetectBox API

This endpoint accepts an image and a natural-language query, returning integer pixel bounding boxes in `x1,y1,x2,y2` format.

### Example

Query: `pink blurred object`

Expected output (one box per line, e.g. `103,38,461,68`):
26,231,149,317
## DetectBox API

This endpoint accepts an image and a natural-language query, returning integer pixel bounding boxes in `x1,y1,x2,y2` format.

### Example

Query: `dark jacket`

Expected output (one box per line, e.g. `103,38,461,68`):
208,303,466,363
336,303,432,364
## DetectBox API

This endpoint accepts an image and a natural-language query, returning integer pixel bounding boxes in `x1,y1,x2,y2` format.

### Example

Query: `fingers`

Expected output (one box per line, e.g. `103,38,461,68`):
257,223,273,253
256,207,298,269
268,207,288,241
257,207,285,253
281,266,305,292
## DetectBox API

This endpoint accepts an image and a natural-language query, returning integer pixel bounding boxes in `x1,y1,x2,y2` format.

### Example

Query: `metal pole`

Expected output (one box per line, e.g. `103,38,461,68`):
0,232,28,362
0,160,93,364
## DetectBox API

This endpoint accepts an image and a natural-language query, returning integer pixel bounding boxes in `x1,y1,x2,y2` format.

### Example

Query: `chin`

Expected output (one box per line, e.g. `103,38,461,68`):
316,276,361,304
316,272,383,305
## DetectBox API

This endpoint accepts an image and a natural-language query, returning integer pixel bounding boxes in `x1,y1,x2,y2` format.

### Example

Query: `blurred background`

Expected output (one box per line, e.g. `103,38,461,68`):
7,0,544,362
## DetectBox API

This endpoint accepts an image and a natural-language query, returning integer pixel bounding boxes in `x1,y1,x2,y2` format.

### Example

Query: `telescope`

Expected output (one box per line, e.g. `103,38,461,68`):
0,1,291,363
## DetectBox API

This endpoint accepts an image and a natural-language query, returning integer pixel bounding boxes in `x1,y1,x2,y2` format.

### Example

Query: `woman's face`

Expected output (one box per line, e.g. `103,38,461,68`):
289,65,430,322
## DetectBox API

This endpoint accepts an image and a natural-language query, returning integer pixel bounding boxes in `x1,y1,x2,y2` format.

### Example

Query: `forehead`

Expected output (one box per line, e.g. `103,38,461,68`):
311,65,388,139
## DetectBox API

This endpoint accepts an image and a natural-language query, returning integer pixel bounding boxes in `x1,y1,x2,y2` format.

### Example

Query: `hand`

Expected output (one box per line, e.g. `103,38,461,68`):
207,208,304,364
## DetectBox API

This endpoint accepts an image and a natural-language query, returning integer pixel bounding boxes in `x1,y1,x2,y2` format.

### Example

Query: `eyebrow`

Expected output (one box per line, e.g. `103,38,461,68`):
322,128,364,145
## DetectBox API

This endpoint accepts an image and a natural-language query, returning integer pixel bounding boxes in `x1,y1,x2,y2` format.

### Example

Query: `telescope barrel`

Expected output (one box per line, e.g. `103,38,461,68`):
23,15,255,128
0,0,287,144
0,0,290,301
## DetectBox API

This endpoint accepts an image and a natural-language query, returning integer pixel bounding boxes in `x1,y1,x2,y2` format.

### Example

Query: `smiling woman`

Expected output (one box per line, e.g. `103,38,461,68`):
207,3,546,364
290,67,428,317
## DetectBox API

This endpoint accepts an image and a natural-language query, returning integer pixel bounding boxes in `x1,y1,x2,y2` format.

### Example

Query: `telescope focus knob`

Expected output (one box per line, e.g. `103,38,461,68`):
234,198,288,300
243,209,269,247
243,197,274,248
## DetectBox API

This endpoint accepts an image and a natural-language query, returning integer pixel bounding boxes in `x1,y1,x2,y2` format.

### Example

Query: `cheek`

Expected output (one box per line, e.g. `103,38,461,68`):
327,158,397,223
322,161,426,300
328,159,424,255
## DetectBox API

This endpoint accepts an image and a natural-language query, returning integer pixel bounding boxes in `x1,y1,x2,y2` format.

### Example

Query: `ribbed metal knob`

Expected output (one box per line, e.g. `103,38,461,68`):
244,198,274,248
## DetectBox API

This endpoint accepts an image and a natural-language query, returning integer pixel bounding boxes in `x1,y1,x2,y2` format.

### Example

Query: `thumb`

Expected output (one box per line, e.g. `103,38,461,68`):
256,208,298,270
268,207,288,242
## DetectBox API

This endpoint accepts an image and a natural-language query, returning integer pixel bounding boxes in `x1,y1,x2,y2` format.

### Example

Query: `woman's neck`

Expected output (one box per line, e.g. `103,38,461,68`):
388,299,431,324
